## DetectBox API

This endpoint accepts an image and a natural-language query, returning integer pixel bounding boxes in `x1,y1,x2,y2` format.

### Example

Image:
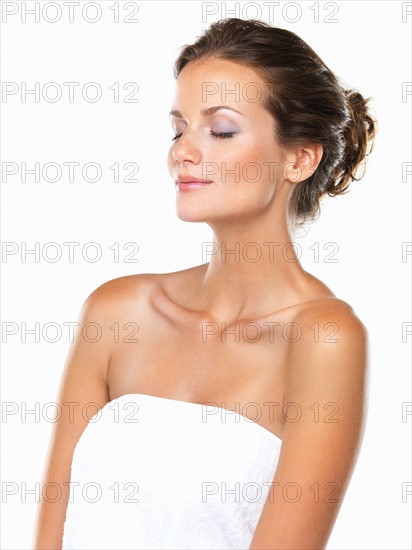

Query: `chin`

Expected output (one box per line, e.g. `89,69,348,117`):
176,200,227,222
175,208,210,222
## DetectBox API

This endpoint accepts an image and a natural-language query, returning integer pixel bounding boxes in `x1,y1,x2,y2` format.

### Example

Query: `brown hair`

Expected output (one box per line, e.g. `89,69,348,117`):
173,18,377,227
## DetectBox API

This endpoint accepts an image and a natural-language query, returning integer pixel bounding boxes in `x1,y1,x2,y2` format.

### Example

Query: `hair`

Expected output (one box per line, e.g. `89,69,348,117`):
173,18,377,228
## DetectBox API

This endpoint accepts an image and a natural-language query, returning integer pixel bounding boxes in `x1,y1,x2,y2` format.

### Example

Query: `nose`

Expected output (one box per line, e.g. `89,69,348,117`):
171,130,201,165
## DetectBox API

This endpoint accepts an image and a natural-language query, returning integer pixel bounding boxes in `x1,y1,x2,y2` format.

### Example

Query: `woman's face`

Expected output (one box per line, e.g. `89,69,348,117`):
167,57,291,223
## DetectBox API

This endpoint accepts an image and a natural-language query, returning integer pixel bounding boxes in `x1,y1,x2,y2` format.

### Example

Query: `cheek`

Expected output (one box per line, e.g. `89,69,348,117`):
167,148,175,174
214,140,281,187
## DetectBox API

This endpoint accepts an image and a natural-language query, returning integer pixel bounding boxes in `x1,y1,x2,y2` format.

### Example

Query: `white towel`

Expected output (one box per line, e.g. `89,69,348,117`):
62,393,282,549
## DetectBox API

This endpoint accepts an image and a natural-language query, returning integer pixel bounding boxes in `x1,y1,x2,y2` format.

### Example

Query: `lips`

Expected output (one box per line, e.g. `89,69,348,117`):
176,175,213,184
175,175,213,192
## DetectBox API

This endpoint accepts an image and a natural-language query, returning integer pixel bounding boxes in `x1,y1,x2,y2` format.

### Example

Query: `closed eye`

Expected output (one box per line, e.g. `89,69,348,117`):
210,131,235,139
171,131,235,142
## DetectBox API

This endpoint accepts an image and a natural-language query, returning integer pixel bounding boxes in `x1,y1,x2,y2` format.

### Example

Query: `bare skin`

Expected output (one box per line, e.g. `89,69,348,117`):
33,58,368,549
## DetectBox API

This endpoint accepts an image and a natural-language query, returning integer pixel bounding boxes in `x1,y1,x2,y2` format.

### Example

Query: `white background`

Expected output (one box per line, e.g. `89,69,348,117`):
1,1,411,548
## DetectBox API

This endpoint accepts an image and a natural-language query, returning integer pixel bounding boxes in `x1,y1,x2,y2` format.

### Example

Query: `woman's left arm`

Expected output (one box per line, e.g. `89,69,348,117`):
250,300,369,550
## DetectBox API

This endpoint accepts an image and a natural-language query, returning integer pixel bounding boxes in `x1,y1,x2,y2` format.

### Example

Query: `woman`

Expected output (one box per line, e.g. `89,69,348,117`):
34,18,376,549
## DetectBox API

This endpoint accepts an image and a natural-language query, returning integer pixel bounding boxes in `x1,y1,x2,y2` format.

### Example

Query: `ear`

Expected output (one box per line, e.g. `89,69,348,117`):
284,143,323,183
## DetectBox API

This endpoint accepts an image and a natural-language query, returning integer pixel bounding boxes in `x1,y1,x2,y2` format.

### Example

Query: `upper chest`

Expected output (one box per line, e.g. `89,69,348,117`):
107,304,298,439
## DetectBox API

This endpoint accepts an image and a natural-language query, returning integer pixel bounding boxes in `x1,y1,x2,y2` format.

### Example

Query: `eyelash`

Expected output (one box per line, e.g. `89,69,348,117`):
171,131,235,142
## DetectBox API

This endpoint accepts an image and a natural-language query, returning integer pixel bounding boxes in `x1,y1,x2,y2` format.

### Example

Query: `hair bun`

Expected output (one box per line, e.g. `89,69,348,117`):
333,89,377,190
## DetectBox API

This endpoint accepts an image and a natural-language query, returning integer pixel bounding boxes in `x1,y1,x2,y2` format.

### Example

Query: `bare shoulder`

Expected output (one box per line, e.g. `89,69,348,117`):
292,296,368,353
80,269,207,336
85,266,201,307
81,273,164,318
284,295,369,429
86,273,156,302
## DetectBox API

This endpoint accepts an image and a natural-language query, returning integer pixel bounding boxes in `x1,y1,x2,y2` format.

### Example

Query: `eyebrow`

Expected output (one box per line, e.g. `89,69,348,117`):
169,105,244,118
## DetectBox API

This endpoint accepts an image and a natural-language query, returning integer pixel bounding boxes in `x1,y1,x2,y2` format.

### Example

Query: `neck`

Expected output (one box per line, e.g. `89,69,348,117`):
195,207,310,325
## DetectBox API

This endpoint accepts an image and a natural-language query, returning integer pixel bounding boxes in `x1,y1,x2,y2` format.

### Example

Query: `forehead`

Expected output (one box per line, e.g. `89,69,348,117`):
174,57,267,105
